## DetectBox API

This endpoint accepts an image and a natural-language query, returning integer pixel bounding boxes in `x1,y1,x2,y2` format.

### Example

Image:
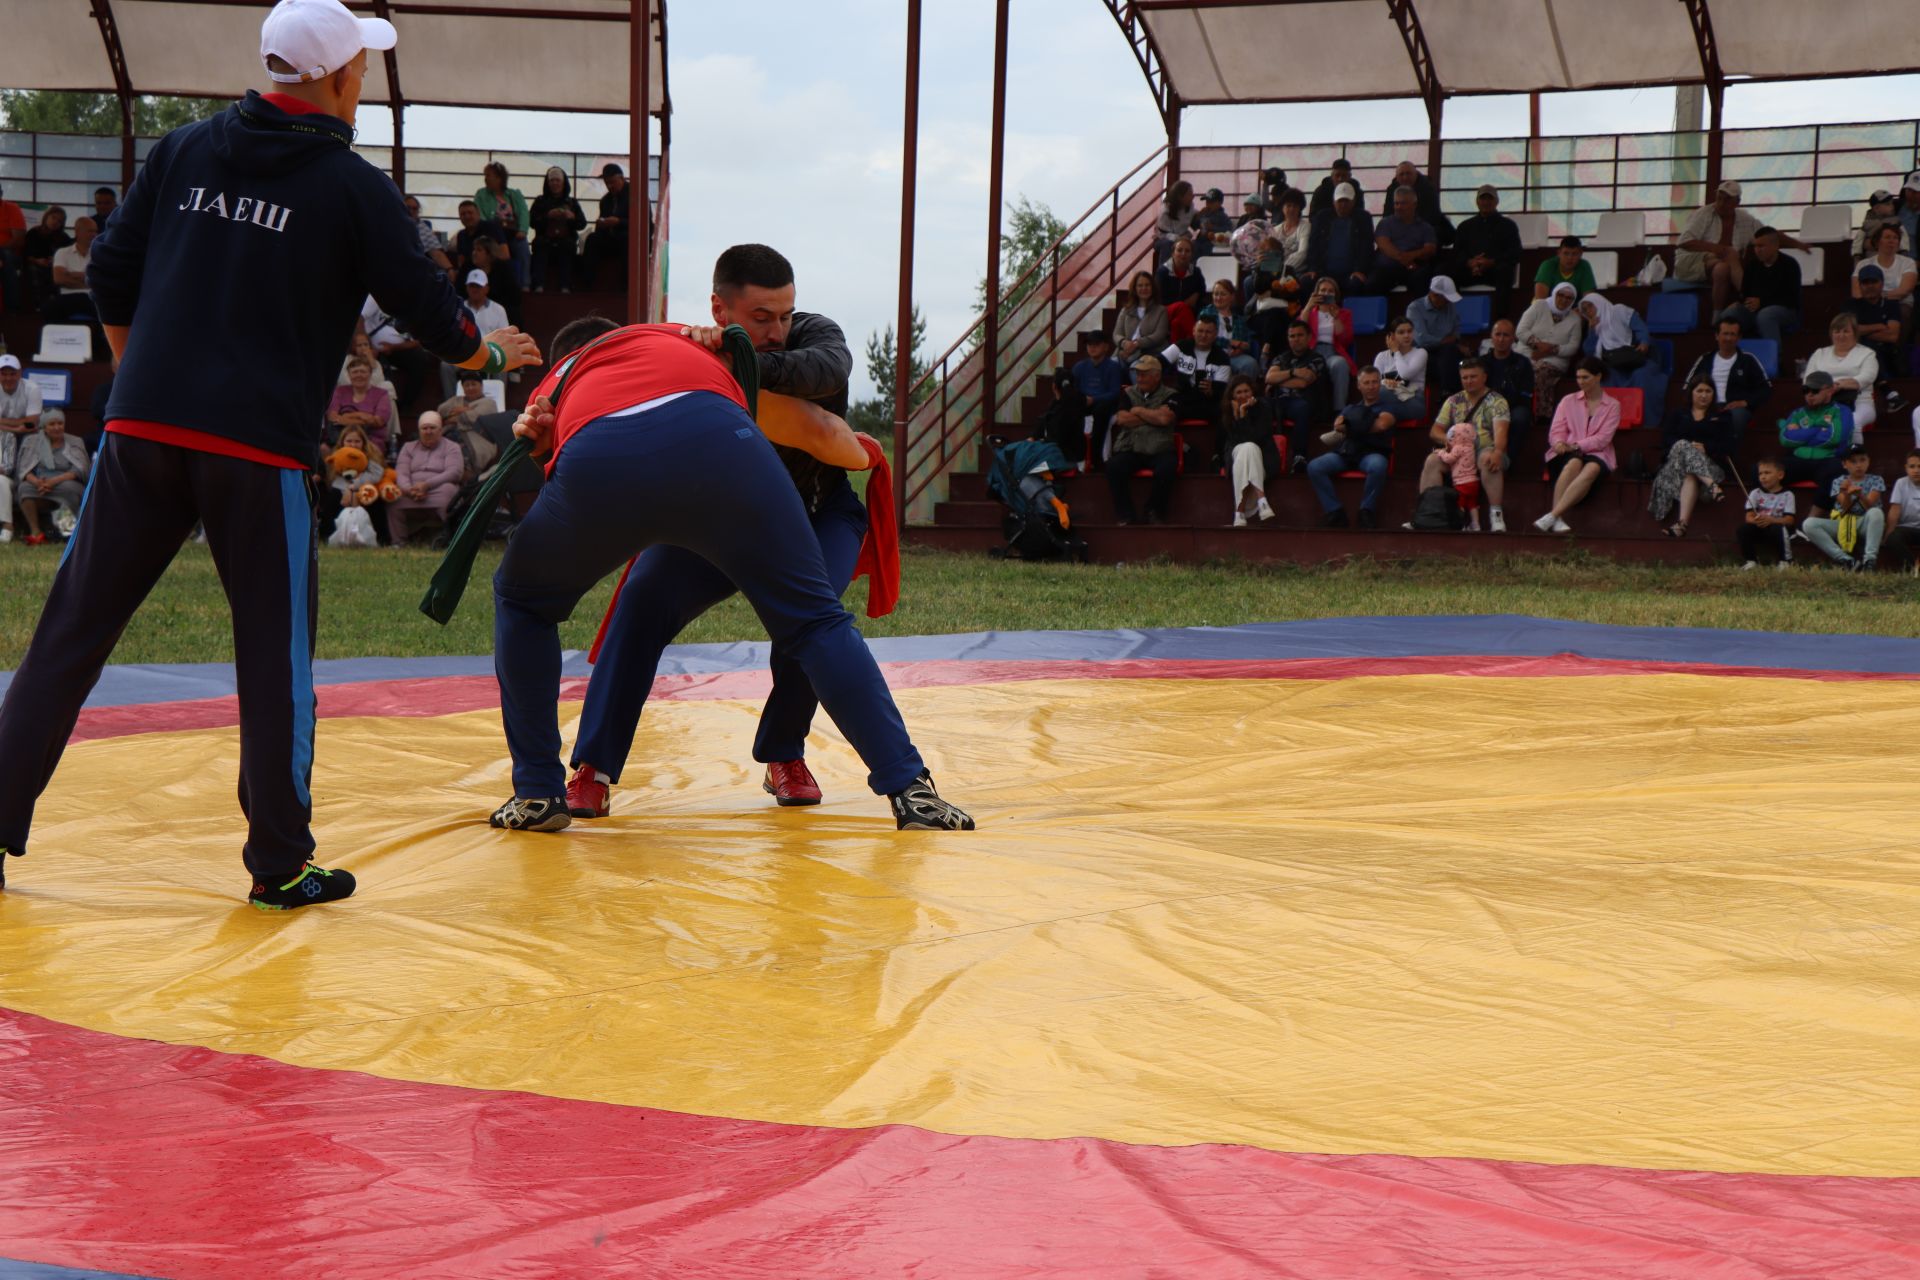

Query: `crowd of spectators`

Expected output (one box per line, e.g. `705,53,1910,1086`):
0,153,622,553
1063,160,1920,556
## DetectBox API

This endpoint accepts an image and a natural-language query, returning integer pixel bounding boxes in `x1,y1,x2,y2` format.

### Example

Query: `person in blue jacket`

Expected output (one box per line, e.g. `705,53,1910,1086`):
0,0,539,910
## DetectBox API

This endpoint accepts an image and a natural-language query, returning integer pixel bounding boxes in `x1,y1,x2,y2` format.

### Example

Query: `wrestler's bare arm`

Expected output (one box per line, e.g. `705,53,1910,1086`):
756,392,874,470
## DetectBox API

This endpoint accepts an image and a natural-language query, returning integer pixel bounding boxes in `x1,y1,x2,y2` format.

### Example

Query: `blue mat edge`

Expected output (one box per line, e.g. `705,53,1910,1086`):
6,615,1920,710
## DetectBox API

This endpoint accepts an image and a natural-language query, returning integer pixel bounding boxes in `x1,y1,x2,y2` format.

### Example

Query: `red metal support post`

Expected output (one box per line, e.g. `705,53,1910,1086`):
1165,99,1182,183
89,0,138,194
1385,0,1445,179
1526,90,1541,212
628,0,652,321
981,0,1011,429
893,0,923,534
1681,0,1726,195
369,0,405,189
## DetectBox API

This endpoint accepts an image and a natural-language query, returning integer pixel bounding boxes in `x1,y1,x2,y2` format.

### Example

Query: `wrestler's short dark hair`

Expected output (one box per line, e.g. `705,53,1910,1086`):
550,315,622,364
713,244,795,297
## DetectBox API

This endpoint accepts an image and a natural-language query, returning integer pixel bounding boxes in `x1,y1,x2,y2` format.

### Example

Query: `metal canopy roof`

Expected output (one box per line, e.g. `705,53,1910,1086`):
0,0,667,117
1109,0,1920,116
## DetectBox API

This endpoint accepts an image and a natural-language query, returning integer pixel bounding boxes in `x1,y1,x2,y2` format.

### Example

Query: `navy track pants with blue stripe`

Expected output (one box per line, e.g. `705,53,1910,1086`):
0,433,319,879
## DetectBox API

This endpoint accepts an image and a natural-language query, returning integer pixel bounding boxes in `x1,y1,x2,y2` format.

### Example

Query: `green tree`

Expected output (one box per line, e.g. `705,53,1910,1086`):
0,91,227,136
847,306,931,437
973,195,1078,319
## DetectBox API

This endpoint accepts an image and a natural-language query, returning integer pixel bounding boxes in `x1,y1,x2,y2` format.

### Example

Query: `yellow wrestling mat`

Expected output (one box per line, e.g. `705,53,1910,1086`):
5,672,1920,1179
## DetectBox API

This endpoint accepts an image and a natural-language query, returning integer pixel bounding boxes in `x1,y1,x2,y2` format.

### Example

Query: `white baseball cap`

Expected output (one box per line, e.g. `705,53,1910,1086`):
1333,182,1356,202
261,0,396,85
0,355,21,372
465,269,490,288
1905,171,1920,193
1429,275,1462,303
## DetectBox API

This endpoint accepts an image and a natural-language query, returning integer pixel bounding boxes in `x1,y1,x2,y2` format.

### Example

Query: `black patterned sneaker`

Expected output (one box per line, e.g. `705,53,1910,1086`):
249,862,357,911
490,796,572,832
888,771,976,831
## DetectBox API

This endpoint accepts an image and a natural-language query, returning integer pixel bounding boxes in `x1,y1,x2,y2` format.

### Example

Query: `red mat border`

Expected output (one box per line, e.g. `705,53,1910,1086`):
2,1007,1918,1280
67,653,1920,743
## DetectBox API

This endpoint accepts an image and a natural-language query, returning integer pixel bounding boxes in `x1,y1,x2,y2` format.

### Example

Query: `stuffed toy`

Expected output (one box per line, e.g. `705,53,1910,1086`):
326,445,368,480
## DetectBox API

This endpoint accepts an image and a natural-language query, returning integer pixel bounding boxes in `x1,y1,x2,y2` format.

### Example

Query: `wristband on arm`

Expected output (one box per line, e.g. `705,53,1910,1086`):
481,342,507,377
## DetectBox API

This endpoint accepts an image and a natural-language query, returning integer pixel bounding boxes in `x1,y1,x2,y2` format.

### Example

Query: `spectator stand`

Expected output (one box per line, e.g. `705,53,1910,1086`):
3,2,668,322
901,1,1920,563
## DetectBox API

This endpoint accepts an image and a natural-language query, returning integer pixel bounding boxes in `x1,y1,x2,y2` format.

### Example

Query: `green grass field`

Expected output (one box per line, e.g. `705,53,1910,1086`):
2,542,1916,668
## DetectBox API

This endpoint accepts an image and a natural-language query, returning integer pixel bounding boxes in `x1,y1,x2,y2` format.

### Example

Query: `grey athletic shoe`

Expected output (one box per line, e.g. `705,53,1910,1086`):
489,796,572,832
888,771,976,831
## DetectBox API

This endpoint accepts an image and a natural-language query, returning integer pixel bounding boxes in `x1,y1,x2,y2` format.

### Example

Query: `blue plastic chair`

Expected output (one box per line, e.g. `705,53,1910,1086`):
1348,296,1389,336
1650,338,1674,374
1646,292,1697,335
1739,338,1780,377
1455,294,1491,336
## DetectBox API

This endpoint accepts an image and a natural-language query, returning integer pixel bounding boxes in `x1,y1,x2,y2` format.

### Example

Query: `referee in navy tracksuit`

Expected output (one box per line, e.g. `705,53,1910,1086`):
0,0,538,910
565,245,869,815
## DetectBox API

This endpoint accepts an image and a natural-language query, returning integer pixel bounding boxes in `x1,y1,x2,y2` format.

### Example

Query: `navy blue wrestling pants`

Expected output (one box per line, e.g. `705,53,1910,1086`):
491,392,921,798
569,472,867,782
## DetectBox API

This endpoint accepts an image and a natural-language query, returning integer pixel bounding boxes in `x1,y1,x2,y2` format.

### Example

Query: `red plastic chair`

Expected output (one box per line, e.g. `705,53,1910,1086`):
1602,386,1644,428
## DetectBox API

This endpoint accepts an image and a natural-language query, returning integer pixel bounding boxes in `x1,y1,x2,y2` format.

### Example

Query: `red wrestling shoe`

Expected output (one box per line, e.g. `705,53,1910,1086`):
566,767,610,819
762,759,823,807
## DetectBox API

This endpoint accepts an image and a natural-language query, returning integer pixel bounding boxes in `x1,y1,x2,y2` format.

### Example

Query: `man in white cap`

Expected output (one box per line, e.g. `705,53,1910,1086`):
1406,273,1464,397
440,268,510,396
0,353,43,440
0,0,542,911
1676,179,1760,311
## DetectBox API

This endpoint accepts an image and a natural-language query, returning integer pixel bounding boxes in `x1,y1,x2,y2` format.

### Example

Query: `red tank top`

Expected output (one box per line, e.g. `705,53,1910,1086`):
529,324,748,469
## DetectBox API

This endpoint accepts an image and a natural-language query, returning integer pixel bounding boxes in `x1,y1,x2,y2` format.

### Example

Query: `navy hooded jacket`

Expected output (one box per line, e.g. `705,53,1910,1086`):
89,92,480,464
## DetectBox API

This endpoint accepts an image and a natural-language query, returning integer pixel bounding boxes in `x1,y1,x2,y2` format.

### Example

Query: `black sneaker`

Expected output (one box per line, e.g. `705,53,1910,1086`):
1321,508,1349,528
0,844,19,892
1356,508,1378,529
889,771,976,831
490,796,572,832
249,862,357,911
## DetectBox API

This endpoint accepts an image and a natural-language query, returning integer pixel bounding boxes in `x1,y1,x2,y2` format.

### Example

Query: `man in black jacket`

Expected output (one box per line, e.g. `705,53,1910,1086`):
0,0,539,910
1308,158,1366,219
1683,316,1773,437
565,244,884,817
580,162,633,288
1450,185,1522,317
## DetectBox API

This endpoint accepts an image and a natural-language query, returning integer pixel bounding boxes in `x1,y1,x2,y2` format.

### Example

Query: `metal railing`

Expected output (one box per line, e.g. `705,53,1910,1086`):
903,118,1920,526
900,146,1166,523
0,130,661,240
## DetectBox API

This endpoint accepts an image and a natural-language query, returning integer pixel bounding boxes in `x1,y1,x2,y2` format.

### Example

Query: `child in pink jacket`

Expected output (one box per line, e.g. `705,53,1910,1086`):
1436,420,1483,529
387,411,466,545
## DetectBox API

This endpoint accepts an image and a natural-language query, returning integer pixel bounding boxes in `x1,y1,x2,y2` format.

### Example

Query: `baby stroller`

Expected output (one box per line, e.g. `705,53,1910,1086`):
986,437,1089,562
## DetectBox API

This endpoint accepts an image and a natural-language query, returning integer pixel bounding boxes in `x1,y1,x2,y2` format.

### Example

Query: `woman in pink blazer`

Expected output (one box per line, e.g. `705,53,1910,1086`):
1534,356,1621,534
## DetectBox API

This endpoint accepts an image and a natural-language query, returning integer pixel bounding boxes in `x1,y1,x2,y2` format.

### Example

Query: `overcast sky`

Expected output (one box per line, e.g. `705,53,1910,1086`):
352,1,1920,403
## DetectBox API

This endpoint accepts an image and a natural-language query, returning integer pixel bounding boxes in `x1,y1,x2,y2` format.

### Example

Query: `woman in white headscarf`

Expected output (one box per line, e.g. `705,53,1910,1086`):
1580,290,1667,406
1516,280,1583,415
